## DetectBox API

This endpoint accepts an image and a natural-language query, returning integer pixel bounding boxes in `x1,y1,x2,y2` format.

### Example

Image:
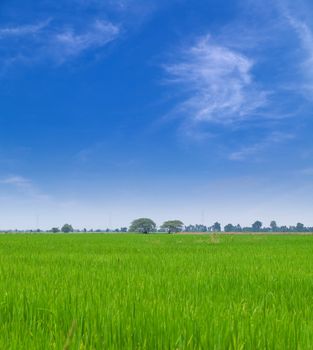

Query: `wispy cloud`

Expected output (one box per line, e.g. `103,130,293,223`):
0,0,165,67
0,21,50,38
228,132,294,161
284,13,313,98
161,0,312,163
0,175,51,201
286,17,313,58
164,35,268,125
0,175,33,189
0,18,120,66
52,20,119,61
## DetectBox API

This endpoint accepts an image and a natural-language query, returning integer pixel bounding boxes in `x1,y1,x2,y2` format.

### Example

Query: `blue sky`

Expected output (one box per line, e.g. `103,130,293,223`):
1,0,313,229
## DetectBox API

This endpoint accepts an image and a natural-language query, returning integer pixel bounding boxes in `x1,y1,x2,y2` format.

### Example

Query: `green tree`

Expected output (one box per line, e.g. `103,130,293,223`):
51,227,60,233
224,224,234,232
212,222,221,232
61,224,74,233
270,220,277,232
161,220,184,233
129,218,156,234
296,222,305,232
235,224,242,232
252,221,262,231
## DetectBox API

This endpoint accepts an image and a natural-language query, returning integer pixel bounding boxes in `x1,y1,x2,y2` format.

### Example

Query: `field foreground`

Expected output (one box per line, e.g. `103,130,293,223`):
1,234,313,349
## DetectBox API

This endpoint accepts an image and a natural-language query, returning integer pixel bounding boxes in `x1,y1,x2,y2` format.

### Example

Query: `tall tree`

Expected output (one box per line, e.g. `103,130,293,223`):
252,221,262,231
224,224,234,232
61,224,74,233
212,222,221,232
129,218,156,234
270,220,277,232
296,222,305,232
235,224,242,232
161,220,184,233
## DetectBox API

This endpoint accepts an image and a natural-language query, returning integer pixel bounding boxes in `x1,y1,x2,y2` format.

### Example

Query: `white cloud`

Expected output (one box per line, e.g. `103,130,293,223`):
53,20,120,61
0,19,120,66
287,17,313,58
284,14,313,97
0,22,49,38
229,143,265,161
0,175,33,189
0,175,51,201
164,35,268,124
229,132,294,161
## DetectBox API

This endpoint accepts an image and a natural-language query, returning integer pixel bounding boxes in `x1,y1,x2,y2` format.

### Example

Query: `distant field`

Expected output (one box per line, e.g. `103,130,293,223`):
180,231,313,235
1,234,313,349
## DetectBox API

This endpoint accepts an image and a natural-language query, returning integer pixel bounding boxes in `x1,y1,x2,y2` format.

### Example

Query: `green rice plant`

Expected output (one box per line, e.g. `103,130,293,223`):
0,233,313,349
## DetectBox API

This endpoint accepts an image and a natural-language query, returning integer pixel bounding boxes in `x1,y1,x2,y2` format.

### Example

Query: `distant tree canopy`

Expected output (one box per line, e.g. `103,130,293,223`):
161,220,184,233
129,218,156,234
270,220,277,231
296,222,305,231
61,224,74,233
212,222,221,232
224,224,234,232
5,219,313,234
187,225,207,232
44,219,313,235
252,221,262,231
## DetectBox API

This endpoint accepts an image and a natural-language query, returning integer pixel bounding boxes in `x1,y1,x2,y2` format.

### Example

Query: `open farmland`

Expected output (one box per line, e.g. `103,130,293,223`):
1,234,313,349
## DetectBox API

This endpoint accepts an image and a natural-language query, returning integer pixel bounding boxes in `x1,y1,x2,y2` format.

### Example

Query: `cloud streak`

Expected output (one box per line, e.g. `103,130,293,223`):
52,20,120,61
0,175,51,201
0,0,165,67
228,132,294,161
164,35,268,125
0,21,50,38
0,19,120,66
0,175,33,189
161,0,313,161
284,13,313,98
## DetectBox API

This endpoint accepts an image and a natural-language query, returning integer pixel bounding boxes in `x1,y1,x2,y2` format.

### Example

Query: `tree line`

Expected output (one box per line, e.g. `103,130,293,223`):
4,219,312,233
127,219,313,233
37,219,313,233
